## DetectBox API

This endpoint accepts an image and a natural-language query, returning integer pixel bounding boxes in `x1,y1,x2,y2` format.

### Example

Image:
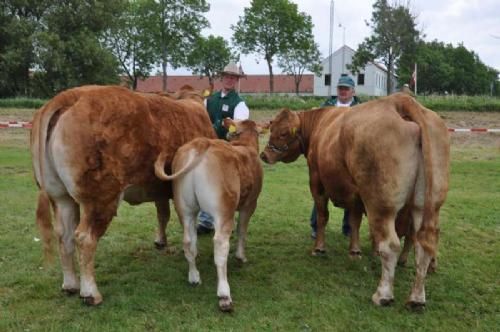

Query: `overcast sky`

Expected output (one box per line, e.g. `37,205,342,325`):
170,0,500,75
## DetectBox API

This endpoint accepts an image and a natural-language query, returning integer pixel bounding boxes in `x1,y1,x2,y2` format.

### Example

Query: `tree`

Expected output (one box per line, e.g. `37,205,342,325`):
277,13,322,95
144,0,209,92
350,0,420,95
186,35,234,91
103,0,156,90
411,40,499,95
33,0,125,96
232,0,309,93
0,0,50,97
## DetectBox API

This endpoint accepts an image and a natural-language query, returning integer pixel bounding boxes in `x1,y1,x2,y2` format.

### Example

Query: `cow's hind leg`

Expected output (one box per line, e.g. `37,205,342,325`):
182,209,201,285
53,195,80,294
154,200,170,250
75,201,116,305
235,202,256,263
406,207,436,310
213,214,234,312
369,211,400,306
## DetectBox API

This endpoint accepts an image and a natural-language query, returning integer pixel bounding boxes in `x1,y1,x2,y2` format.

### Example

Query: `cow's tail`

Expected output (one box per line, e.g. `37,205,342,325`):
154,144,208,181
36,190,56,264
33,90,78,191
395,93,437,256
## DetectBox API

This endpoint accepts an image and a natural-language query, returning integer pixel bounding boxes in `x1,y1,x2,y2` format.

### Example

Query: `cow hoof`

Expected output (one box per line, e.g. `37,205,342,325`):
218,296,233,312
62,288,79,296
349,250,362,260
372,293,394,306
406,300,426,312
154,241,166,250
235,255,248,263
428,259,437,274
378,298,394,306
312,248,327,256
81,295,102,306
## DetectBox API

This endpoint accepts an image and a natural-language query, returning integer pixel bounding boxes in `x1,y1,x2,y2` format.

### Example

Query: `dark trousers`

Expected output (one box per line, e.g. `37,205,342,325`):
310,204,351,236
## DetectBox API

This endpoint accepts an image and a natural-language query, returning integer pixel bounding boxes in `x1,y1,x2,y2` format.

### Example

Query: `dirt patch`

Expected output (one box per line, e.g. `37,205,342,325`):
1,109,499,149
438,112,500,149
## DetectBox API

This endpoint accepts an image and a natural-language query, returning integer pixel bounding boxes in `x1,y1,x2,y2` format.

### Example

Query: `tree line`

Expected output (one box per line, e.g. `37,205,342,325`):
0,0,322,98
1,0,498,98
351,0,499,96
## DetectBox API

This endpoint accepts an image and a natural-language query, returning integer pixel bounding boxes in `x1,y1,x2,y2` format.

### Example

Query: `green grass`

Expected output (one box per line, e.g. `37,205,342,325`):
0,128,499,331
417,95,500,112
0,97,47,109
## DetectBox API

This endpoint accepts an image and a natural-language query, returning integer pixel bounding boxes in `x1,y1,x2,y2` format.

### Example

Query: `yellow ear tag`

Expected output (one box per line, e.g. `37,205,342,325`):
291,127,297,136
228,125,237,133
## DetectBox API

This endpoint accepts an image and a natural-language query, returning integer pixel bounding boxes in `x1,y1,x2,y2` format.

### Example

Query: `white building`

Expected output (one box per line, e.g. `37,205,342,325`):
314,45,398,97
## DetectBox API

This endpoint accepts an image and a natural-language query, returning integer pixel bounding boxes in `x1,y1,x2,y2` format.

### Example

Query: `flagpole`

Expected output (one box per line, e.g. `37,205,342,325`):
414,62,417,96
328,0,334,97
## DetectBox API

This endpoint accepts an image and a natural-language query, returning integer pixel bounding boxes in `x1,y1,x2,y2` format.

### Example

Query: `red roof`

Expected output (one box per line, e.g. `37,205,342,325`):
135,74,314,94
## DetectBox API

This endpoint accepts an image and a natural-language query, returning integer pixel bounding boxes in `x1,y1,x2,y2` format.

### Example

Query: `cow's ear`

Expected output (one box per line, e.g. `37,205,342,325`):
223,118,237,133
260,121,271,129
258,121,271,133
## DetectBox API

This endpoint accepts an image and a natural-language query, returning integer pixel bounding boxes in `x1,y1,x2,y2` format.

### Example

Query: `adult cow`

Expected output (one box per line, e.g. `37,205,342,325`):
155,119,264,312
260,93,449,308
31,85,216,305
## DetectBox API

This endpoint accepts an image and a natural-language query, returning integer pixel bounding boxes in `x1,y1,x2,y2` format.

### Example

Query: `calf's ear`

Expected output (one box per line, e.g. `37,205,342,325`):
223,118,237,133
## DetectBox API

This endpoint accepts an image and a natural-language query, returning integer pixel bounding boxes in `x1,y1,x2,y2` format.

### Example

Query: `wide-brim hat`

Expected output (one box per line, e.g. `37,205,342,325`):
221,62,245,77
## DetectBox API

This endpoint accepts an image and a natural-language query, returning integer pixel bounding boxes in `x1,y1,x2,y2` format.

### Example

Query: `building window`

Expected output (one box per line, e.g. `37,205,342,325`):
324,74,331,86
357,74,365,85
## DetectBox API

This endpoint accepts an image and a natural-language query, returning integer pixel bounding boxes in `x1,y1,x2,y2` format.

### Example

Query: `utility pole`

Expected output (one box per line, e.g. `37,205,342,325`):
328,0,334,97
339,23,346,73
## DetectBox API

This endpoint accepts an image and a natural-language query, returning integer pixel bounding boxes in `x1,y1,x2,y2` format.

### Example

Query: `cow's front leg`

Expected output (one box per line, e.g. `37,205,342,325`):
312,195,329,256
154,200,170,249
398,235,413,266
213,218,233,312
348,207,363,259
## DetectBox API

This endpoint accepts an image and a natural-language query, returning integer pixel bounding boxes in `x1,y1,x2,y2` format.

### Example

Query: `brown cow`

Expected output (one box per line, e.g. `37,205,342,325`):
155,119,264,312
260,93,450,308
31,85,216,305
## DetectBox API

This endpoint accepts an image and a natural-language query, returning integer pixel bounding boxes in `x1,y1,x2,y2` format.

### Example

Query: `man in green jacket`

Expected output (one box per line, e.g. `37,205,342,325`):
197,62,249,234
310,74,361,239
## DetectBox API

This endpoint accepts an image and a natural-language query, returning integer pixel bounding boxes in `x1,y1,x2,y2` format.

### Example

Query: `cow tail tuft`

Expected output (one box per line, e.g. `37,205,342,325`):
36,190,55,265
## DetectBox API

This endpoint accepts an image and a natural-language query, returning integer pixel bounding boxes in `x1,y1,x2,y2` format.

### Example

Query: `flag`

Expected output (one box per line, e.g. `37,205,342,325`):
410,64,417,87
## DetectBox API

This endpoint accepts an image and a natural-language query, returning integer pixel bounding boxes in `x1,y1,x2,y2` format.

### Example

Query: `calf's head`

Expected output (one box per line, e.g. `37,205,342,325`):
223,118,261,150
260,109,302,164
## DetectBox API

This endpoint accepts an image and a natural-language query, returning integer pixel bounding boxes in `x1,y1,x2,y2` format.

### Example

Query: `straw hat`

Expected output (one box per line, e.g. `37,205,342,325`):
221,62,245,77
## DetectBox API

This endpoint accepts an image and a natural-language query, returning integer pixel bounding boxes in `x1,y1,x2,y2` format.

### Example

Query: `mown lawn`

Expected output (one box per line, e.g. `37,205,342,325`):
0,128,499,331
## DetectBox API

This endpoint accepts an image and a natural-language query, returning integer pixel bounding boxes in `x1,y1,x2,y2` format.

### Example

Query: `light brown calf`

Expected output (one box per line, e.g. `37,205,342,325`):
155,119,263,312
31,85,215,305
260,93,449,309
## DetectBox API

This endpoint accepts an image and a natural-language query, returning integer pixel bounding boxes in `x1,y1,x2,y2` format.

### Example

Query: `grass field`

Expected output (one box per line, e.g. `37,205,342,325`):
0,108,499,331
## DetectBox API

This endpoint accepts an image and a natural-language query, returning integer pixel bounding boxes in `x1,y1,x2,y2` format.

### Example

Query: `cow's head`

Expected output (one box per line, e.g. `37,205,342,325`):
260,108,302,164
